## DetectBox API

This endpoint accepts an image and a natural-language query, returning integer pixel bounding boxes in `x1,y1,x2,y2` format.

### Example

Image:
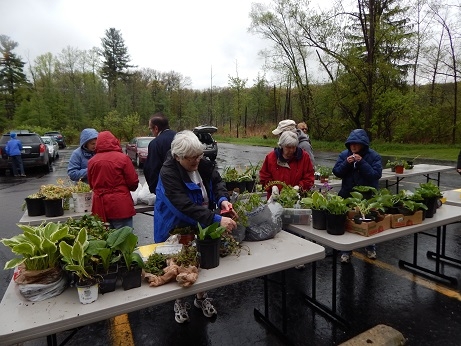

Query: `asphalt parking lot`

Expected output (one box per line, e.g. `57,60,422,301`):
1,145,461,345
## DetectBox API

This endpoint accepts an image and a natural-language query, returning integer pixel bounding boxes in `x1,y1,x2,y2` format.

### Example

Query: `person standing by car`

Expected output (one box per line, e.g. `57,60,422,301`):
332,129,382,264
272,119,315,167
5,132,26,177
154,130,236,323
67,128,98,183
144,112,176,193
88,131,139,229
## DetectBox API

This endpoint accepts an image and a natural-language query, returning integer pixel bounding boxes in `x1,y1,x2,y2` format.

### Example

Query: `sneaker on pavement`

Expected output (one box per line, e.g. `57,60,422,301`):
340,254,350,264
174,299,190,323
194,293,217,317
367,250,377,259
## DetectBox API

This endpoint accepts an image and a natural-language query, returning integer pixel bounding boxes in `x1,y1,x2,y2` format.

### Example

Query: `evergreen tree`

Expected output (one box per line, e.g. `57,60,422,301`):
0,35,30,121
99,28,134,108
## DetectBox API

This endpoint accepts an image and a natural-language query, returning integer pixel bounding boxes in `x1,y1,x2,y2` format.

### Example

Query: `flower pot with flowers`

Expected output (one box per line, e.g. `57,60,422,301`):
317,166,333,183
386,158,408,174
23,192,45,216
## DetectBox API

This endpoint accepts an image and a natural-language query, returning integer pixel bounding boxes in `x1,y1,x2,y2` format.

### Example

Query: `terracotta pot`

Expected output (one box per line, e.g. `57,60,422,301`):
395,165,404,174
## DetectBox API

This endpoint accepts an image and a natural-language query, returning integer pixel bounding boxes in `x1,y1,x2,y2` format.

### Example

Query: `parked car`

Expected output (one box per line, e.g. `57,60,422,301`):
41,136,59,162
193,125,218,161
0,132,51,175
44,131,66,148
125,136,154,167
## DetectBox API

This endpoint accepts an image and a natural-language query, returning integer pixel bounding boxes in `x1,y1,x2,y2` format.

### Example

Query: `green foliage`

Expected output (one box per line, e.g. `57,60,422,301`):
144,252,168,276
1,222,72,270
197,222,226,240
300,190,329,210
66,214,108,240
113,227,144,270
278,185,300,208
232,192,265,227
326,195,350,215
59,228,94,283
414,182,443,199
317,166,332,177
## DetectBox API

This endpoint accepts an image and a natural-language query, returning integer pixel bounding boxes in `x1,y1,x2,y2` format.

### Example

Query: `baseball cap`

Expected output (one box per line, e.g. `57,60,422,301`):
272,119,296,135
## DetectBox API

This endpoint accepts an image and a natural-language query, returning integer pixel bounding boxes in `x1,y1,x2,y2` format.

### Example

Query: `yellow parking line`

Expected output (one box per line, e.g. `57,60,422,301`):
353,252,461,301
110,314,135,346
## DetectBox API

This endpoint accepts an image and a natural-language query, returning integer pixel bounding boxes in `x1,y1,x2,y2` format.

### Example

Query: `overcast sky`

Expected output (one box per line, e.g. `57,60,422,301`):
2,0,274,90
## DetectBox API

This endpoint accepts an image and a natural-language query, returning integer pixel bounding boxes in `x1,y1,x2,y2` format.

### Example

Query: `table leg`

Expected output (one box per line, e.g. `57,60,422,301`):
427,225,461,269
398,228,457,286
254,272,294,344
302,249,348,328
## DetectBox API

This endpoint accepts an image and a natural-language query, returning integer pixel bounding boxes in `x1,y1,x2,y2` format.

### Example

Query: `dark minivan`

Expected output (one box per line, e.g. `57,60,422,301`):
0,132,51,175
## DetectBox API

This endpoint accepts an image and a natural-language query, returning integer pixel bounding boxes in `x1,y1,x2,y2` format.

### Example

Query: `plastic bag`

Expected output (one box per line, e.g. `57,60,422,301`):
14,266,68,301
138,182,156,205
244,203,283,241
131,183,142,205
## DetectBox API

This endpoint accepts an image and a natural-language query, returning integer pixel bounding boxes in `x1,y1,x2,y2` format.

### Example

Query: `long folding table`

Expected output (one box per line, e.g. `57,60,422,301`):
0,231,324,345
286,204,461,327
381,163,454,193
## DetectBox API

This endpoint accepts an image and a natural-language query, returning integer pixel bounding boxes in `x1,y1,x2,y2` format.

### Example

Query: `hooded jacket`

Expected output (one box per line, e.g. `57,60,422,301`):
5,133,22,156
88,131,139,222
295,129,315,167
67,128,99,182
154,153,229,243
332,129,382,198
259,146,315,195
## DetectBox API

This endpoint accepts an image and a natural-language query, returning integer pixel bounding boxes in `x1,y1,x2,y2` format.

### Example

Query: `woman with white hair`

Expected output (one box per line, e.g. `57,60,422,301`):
259,130,315,197
154,130,237,324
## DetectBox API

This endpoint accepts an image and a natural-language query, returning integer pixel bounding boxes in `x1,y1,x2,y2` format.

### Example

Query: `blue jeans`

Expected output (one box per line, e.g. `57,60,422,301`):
10,155,25,176
108,217,133,230
341,244,376,256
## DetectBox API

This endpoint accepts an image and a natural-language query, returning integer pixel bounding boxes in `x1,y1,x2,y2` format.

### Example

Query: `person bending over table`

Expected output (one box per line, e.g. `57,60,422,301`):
260,131,315,198
332,129,382,264
154,130,237,324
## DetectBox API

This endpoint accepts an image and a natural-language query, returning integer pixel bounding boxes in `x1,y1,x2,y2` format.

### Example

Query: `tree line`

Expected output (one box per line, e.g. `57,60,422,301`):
1,0,460,144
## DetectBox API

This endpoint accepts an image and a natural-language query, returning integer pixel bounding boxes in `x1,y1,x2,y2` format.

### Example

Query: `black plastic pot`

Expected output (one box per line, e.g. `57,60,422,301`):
196,237,221,269
312,209,327,230
326,212,347,235
44,198,64,217
121,265,142,290
25,197,45,216
245,180,256,193
423,197,438,218
97,264,119,294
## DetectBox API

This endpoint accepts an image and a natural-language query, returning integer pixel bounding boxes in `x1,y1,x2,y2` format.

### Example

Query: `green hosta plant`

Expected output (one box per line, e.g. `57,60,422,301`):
326,195,350,215
300,190,329,210
113,227,144,270
414,181,442,199
197,222,226,240
1,222,72,270
346,192,385,218
59,228,95,284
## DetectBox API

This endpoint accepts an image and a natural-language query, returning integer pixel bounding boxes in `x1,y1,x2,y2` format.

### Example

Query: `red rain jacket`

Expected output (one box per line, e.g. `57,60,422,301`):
88,131,139,222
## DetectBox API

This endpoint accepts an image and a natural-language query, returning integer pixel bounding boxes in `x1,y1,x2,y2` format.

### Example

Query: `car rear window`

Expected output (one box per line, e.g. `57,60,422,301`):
0,134,41,144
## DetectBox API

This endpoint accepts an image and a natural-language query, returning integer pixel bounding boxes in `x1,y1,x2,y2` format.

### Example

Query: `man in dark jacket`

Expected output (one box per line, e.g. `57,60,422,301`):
333,129,382,263
144,112,177,193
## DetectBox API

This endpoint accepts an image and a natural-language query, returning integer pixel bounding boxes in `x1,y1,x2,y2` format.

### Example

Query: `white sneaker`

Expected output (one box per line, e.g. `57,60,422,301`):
174,299,190,323
367,250,377,260
340,254,350,264
194,293,217,317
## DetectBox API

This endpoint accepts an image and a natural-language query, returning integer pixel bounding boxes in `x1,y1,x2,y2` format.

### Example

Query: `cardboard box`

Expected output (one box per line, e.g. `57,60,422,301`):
390,210,423,228
345,212,391,237
282,208,311,226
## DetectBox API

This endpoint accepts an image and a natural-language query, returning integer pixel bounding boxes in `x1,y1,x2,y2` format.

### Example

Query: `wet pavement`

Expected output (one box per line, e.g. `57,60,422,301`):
1,145,461,345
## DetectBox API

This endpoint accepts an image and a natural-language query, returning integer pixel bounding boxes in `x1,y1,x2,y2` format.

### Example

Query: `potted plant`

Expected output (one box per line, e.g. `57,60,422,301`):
317,166,333,182
222,166,246,192
414,182,442,218
232,192,265,242
196,222,226,269
352,185,378,200
169,225,197,246
86,227,132,293
69,179,93,213
113,227,145,290
1,222,71,301
301,190,329,230
39,183,72,217
23,192,45,216
346,192,385,223
325,195,350,235
386,158,407,174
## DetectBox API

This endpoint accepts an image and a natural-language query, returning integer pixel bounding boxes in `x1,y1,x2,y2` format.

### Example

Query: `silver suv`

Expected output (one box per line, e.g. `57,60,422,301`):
193,125,218,161
0,132,51,175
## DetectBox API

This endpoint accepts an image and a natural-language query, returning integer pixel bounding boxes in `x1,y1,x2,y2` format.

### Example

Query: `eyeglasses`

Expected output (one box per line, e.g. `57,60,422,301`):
183,153,204,162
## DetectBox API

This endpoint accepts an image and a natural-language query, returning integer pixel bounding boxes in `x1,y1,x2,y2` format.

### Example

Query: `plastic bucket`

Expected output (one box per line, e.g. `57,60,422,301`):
72,192,93,213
